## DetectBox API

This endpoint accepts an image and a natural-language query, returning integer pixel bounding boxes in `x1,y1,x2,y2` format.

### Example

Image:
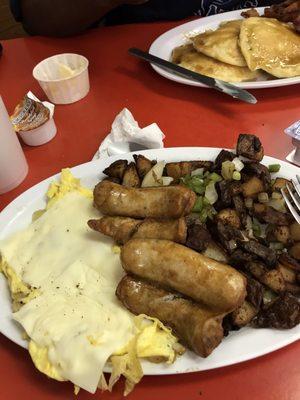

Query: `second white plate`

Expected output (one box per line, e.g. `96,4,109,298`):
0,147,300,375
149,8,300,90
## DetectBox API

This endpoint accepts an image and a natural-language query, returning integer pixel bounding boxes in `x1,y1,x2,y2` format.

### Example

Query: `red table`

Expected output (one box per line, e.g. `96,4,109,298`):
0,20,299,400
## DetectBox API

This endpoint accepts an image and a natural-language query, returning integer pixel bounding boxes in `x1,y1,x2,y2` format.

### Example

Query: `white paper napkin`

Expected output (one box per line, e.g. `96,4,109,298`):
93,108,165,160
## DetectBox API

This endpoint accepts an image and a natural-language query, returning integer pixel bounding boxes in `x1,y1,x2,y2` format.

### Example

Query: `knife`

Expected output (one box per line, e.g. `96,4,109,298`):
128,47,257,104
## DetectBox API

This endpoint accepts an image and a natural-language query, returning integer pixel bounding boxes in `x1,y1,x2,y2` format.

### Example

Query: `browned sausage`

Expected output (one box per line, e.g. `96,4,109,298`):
121,239,246,312
88,217,140,244
88,216,187,244
116,275,225,357
93,181,196,219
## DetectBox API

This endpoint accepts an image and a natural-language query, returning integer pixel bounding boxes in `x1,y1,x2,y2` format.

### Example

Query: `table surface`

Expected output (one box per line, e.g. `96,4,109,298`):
0,19,299,400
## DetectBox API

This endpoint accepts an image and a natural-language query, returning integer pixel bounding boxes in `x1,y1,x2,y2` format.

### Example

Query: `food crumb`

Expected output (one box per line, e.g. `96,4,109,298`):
112,245,121,254
74,385,80,395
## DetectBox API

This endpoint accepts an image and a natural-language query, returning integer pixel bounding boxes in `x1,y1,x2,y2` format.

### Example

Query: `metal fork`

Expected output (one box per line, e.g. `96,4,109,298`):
281,175,300,224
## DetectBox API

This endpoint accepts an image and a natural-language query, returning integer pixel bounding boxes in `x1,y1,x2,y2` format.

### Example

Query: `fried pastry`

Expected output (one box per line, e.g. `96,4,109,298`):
239,17,300,78
191,20,247,67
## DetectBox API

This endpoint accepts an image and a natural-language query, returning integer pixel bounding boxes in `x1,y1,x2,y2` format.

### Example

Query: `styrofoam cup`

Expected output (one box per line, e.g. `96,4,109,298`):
19,117,57,146
0,96,28,194
33,53,89,105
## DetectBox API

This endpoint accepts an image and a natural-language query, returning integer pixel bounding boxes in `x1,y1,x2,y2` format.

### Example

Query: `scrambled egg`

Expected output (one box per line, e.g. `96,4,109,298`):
46,168,93,208
0,169,183,395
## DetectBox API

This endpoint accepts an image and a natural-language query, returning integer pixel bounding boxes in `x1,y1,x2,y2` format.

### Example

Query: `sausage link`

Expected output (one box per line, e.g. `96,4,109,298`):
88,216,187,244
116,275,225,357
93,181,196,219
121,239,246,312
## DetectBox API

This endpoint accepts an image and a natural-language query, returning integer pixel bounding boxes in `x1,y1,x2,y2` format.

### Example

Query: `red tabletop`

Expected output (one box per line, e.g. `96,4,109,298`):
0,20,299,400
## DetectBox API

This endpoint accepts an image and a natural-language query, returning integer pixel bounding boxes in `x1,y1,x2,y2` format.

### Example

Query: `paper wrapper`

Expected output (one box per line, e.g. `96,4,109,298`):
10,92,55,132
10,92,57,146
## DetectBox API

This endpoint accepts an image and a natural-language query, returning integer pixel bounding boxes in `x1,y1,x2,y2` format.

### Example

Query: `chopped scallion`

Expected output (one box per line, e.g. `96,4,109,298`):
268,164,281,173
192,196,203,212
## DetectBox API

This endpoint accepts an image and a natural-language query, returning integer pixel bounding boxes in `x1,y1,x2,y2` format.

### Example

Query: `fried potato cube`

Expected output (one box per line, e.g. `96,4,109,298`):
267,225,290,244
289,243,300,261
165,162,192,181
277,264,296,284
247,262,266,280
242,176,264,198
253,203,266,213
241,8,259,18
103,159,128,180
165,161,212,181
290,222,300,242
231,300,258,327
285,283,300,295
279,253,300,271
263,270,286,293
216,208,241,229
247,262,286,293
133,155,154,178
236,134,264,161
122,162,141,187
272,177,292,192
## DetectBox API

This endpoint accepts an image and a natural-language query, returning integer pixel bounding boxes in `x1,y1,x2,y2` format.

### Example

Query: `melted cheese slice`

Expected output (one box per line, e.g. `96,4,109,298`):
239,17,300,78
0,192,135,393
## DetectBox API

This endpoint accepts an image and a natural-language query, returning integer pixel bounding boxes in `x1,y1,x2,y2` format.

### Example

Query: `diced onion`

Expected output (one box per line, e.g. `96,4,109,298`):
204,181,218,205
271,192,282,200
191,168,204,177
268,198,287,212
161,177,174,186
232,171,241,181
209,172,222,183
263,289,277,306
203,244,228,263
141,161,165,187
245,215,255,239
258,192,269,203
221,161,235,180
232,157,244,172
245,197,253,209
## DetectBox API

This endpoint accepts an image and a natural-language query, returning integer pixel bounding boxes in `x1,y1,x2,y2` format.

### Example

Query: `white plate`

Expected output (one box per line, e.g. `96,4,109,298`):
0,147,299,376
149,8,300,90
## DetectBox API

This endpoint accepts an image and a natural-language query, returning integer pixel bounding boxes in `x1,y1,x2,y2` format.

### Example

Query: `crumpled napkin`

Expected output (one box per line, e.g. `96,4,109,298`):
93,108,165,160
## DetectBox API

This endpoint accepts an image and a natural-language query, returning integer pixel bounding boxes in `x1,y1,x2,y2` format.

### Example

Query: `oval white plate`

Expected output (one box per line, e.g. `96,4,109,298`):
0,147,299,375
149,8,300,90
